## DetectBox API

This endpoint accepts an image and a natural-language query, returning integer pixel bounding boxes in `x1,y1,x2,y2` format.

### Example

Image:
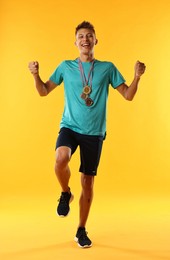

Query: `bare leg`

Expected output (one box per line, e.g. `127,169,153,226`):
78,173,95,228
55,146,71,192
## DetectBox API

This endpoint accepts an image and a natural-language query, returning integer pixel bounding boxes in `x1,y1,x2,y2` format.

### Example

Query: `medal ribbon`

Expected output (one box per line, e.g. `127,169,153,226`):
78,58,95,87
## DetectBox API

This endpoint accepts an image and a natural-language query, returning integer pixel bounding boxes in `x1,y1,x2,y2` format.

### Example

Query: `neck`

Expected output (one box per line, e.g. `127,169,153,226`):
79,53,94,62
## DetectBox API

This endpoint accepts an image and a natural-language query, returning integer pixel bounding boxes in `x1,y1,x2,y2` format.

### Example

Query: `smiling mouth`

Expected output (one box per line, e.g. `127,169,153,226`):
82,43,90,47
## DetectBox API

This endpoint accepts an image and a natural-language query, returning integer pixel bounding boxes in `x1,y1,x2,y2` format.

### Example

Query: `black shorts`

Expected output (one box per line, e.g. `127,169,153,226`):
56,127,104,176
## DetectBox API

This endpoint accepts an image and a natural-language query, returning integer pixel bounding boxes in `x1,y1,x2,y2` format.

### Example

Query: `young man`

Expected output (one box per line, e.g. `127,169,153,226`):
28,21,146,248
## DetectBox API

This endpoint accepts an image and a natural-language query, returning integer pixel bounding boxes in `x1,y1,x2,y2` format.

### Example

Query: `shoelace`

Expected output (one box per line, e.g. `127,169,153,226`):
58,193,69,205
79,230,89,240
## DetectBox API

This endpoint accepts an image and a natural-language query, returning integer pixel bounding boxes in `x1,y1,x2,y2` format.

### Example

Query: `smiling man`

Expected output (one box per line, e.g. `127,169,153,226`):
28,21,146,248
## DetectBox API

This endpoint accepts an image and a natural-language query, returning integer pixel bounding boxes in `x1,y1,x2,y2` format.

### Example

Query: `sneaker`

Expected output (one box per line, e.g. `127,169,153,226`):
74,227,92,248
56,191,74,217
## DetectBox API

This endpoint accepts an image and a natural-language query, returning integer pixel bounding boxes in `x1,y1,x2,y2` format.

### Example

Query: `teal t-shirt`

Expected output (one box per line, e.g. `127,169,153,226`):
50,58,125,137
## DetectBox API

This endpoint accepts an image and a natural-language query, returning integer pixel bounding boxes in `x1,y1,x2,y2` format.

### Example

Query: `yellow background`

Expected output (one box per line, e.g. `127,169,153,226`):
1,0,170,259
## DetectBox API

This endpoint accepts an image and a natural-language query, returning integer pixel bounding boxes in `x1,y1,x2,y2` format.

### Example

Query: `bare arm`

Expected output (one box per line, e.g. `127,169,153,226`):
116,61,146,101
28,61,57,96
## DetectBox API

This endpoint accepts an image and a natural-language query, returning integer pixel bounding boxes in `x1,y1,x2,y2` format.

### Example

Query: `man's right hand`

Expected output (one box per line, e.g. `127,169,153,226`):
28,61,39,75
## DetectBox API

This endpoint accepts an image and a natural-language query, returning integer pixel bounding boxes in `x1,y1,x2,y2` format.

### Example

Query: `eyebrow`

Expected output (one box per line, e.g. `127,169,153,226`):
78,33,93,36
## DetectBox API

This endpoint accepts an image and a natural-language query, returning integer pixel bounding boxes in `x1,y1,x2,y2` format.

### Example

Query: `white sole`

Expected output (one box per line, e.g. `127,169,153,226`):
74,237,92,248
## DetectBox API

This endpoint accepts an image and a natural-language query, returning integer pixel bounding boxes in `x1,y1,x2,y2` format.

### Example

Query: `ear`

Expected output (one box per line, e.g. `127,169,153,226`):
74,41,78,47
95,39,98,45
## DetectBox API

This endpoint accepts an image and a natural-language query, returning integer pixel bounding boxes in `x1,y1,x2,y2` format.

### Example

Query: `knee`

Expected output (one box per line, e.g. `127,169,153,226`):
81,175,94,192
55,148,70,170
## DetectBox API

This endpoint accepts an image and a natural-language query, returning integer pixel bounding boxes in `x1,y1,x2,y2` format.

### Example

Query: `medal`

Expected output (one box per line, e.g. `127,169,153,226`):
81,92,88,100
85,98,94,107
83,85,91,95
78,58,95,106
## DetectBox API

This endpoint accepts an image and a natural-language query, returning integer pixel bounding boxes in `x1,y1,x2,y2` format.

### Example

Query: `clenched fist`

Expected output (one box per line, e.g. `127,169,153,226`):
135,61,146,78
28,61,39,75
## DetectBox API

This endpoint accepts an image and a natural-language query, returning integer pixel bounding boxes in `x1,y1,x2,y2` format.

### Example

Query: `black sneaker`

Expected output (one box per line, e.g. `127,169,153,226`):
56,191,74,217
74,227,92,248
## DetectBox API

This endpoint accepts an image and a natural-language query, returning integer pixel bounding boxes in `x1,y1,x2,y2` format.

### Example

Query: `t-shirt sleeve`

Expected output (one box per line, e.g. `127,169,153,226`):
109,63,126,89
49,61,65,85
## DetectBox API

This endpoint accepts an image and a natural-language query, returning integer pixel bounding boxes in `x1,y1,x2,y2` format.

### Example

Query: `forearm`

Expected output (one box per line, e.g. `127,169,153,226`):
33,74,48,96
126,75,140,101
117,61,146,101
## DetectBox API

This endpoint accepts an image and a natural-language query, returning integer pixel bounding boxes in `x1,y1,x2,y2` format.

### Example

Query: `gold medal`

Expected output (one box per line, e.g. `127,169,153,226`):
85,97,94,106
83,85,91,95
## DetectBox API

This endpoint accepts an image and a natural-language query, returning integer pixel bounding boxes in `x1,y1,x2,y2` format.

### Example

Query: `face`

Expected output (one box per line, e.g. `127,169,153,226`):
75,28,97,55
